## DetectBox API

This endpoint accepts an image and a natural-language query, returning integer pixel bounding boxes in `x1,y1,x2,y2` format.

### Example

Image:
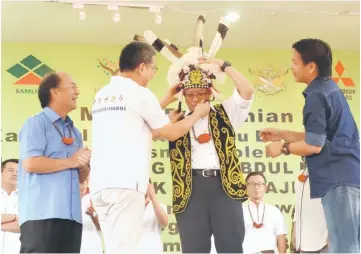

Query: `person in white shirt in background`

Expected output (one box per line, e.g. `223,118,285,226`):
139,180,168,254
291,157,328,253
1,159,20,254
90,41,210,254
80,177,104,254
242,172,287,254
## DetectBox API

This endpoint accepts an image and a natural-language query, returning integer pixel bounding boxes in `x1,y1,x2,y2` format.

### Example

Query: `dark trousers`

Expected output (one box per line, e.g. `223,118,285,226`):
175,175,245,253
20,219,82,253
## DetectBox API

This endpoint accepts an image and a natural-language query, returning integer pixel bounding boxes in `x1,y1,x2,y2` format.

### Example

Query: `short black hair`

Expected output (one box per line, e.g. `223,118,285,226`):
38,72,61,109
292,38,332,77
245,172,267,183
1,159,19,172
119,41,156,72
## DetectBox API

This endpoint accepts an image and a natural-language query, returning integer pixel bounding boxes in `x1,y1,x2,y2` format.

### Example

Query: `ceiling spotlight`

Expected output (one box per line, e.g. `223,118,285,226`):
113,12,121,22
155,13,162,24
224,12,240,23
79,11,86,21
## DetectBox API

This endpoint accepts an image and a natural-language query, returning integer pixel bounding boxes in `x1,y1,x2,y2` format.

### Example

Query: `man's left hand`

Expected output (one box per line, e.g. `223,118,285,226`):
266,142,284,158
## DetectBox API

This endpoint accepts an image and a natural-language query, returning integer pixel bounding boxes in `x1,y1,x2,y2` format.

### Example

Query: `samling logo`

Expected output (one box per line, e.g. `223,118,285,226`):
7,55,53,85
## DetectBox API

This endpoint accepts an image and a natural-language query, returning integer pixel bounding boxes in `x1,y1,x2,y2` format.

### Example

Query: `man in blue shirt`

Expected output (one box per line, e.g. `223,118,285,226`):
18,72,91,253
260,39,360,253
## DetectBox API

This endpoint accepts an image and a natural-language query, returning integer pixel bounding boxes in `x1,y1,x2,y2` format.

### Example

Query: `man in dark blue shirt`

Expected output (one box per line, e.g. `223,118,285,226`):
260,38,360,253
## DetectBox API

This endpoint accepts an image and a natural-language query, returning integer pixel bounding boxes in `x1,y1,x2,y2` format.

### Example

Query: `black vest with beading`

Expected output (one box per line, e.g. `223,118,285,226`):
169,104,248,214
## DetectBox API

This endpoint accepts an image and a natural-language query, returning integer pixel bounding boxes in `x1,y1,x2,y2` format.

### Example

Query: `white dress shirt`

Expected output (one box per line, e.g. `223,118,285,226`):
185,88,253,170
0,188,20,254
294,169,328,251
138,202,167,254
80,194,103,254
242,201,287,254
90,76,170,194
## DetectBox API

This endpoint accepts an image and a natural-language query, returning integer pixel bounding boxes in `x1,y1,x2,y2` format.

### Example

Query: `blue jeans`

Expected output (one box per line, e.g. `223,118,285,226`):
321,185,360,253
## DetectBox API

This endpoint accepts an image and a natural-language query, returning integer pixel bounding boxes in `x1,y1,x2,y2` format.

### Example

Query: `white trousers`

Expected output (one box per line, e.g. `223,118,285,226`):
91,188,145,254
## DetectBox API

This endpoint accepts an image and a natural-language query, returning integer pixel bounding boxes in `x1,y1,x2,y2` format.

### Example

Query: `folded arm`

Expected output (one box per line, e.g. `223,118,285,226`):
23,156,77,174
1,214,16,224
20,117,79,174
1,216,20,233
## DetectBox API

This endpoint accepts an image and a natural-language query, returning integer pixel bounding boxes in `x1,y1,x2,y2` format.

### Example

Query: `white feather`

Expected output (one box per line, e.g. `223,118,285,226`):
167,46,226,88
206,18,230,58
144,30,178,62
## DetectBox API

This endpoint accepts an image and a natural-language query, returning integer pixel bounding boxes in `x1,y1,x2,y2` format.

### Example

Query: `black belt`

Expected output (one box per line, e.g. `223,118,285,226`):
192,169,220,177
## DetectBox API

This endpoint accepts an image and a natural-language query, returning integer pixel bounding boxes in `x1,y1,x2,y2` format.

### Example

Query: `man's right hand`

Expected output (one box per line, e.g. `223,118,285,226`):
193,101,210,118
260,128,283,142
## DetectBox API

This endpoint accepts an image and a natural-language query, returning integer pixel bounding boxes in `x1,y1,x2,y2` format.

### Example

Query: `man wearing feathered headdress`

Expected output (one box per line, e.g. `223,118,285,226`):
137,15,254,253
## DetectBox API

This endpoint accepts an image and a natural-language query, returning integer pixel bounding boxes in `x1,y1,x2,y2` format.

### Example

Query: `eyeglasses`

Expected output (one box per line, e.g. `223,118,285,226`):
147,65,158,73
184,92,209,99
247,182,266,188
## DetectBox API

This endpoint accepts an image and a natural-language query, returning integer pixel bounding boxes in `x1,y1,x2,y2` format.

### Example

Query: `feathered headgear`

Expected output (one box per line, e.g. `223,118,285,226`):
134,14,233,111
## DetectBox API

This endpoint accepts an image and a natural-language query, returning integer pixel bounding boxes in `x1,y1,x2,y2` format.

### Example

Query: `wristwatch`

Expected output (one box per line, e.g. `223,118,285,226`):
221,61,232,72
282,142,291,155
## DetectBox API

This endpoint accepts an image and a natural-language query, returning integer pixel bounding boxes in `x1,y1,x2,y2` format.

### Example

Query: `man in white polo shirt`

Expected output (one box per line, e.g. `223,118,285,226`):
90,41,210,254
1,159,20,254
291,157,328,253
242,172,287,253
